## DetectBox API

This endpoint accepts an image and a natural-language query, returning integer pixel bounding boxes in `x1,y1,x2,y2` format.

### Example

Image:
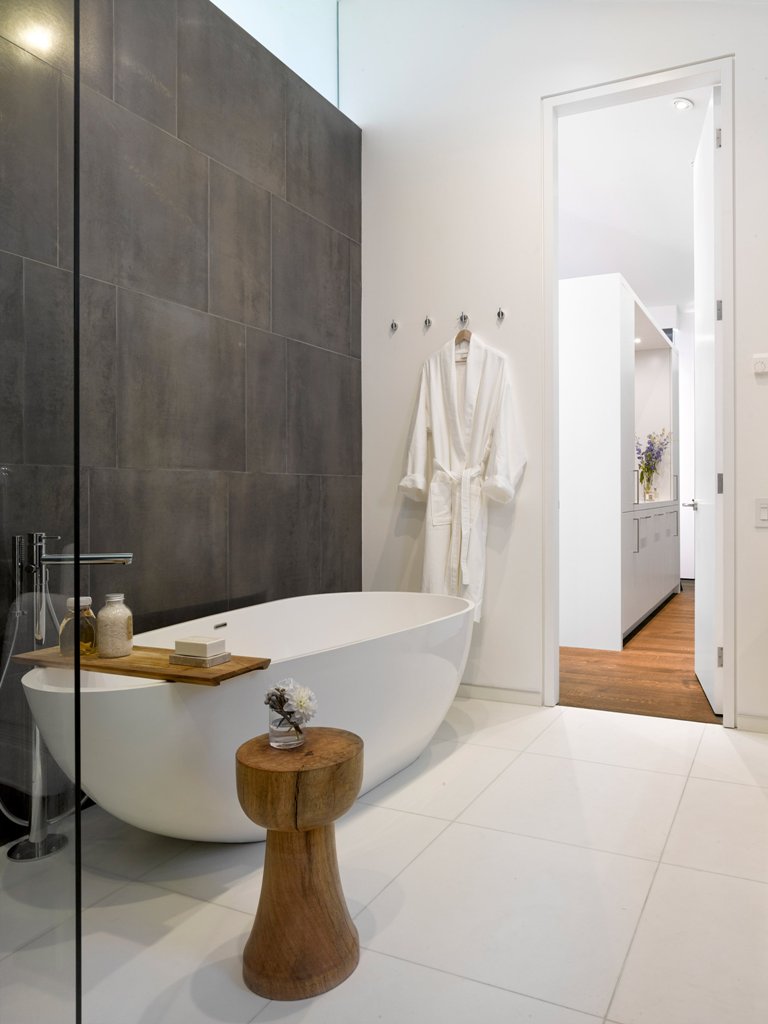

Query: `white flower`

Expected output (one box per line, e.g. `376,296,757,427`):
283,682,318,726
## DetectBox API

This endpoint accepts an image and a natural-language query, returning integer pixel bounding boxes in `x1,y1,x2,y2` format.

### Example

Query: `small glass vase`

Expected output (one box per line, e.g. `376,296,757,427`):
268,711,304,749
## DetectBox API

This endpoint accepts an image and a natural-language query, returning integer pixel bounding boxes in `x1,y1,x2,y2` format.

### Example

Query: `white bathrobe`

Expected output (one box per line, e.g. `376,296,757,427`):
399,336,525,621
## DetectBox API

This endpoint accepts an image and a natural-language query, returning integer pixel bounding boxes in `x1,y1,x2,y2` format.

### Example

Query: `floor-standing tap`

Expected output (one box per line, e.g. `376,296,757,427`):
5,532,133,862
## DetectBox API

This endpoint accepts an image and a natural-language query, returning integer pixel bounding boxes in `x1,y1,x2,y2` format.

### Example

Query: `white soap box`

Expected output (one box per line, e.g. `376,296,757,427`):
174,636,227,658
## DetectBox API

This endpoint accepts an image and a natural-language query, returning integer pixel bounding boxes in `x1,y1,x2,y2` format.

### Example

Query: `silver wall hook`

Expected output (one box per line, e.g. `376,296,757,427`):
497,307,505,322
458,312,469,325
424,315,432,328
390,319,399,333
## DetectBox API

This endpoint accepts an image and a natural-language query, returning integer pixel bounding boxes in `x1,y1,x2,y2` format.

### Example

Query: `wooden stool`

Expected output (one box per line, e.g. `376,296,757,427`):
235,727,364,1000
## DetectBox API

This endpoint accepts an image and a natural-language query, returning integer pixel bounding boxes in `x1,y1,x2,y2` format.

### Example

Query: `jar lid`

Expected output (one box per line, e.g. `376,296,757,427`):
105,593,124,602
67,596,92,610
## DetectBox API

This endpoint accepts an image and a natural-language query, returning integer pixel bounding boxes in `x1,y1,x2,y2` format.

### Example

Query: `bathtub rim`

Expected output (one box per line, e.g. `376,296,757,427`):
21,591,475,693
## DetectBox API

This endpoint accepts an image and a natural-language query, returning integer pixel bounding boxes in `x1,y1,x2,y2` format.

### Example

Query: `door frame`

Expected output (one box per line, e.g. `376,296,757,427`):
541,56,735,727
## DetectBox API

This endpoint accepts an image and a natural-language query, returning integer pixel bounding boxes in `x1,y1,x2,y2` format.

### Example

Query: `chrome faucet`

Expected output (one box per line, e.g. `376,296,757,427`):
14,532,133,645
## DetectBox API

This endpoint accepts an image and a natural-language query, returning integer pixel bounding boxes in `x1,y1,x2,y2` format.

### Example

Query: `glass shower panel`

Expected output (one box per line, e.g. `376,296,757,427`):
0,3,79,1022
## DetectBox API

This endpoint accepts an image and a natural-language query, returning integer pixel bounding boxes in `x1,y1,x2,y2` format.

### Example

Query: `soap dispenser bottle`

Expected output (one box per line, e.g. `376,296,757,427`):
59,597,97,656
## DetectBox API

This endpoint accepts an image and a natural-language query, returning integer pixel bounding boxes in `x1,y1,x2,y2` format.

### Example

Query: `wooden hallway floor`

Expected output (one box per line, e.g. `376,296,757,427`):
559,583,722,725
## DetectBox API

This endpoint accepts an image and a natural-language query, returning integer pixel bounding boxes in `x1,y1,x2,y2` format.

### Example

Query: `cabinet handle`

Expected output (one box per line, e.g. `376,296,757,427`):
673,474,679,500
634,470,639,504
633,518,640,554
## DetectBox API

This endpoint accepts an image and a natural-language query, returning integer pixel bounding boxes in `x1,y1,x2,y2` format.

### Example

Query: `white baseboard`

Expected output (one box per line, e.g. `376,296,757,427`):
736,714,768,734
457,683,543,706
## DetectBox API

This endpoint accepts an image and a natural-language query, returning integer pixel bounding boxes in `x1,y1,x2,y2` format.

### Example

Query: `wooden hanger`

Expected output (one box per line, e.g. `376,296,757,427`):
454,328,472,344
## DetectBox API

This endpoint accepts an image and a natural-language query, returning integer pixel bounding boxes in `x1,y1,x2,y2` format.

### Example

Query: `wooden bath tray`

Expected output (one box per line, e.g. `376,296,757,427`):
13,645,271,686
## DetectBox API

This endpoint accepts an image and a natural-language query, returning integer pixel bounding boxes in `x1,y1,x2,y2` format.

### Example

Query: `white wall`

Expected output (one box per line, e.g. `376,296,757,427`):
341,0,768,721
213,0,338,102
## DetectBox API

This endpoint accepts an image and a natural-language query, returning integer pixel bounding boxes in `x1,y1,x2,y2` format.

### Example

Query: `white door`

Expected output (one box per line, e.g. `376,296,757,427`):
692,92,722,714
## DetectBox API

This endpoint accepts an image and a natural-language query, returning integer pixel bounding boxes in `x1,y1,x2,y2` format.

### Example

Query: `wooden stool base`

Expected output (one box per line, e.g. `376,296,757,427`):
242,824,359,1000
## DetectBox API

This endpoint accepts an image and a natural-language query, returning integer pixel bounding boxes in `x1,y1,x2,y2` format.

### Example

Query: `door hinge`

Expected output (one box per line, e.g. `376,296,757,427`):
716,299,723,321
717,472,724,494
716,127,722,149
717,646,724,668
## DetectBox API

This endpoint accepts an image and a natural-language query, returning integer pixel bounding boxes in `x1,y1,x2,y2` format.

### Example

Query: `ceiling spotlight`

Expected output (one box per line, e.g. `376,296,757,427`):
634,337,642,345
672,96,694,111
22,24,53,51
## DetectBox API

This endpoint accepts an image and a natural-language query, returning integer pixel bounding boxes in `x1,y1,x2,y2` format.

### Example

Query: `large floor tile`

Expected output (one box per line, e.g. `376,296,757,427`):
460,752,685,859
82,804,193,880
1,856,127,960
435,697,565,749
663,777,768,882
358,822,655,1018
358,739,519,820
253,948,601,1024
528,706,704,775
609,864,768,1024
82,882,262,1024
691,725,768,787
0,919,77,1024
142,803,447,919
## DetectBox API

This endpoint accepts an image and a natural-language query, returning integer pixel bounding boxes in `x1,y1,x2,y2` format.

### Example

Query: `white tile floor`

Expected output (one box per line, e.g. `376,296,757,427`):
2,699,768,1023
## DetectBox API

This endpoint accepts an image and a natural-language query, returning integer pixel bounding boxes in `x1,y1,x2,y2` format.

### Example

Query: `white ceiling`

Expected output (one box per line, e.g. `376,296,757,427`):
558,87,711,309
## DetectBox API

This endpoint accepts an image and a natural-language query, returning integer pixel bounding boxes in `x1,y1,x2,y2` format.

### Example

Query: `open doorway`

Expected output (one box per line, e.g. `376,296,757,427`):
542,59,735,727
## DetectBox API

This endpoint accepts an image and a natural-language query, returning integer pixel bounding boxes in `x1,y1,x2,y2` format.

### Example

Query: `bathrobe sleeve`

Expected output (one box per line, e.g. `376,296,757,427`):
399,365,430,500
482,363,526,503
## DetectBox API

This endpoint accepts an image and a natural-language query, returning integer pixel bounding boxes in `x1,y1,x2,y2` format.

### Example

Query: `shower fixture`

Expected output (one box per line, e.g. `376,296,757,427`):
3,533,133,862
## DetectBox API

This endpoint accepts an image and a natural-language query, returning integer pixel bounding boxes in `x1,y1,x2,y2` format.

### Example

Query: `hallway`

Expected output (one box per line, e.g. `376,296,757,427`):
559,583,721,725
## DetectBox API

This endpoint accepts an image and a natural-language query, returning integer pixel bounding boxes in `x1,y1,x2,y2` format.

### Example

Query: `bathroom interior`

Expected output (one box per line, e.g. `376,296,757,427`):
3,2,768,1023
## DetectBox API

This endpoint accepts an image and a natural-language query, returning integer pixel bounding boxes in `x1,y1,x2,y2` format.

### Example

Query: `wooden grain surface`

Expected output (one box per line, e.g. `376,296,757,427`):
236,726,364,999
236,728,364,832
12,644,270,686
559,583,721,724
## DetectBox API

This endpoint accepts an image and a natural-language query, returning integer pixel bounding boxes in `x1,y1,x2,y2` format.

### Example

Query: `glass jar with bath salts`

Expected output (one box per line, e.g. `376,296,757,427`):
96,594,133,658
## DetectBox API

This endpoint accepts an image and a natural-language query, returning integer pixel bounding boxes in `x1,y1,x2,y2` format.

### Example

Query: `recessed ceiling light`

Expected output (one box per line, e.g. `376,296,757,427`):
672,96,694,111
634,337,642,345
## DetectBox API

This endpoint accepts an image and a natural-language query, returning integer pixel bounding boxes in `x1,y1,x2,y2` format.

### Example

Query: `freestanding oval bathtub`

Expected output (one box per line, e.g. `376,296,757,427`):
22,592,473,842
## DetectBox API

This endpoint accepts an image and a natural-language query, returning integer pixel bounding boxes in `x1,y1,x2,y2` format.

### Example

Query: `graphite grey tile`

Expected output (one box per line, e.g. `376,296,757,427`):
0,252,24,463
58,73,74,270
80,0,113,97
272,199,350,354
80,86,208,310
0,38,58,264
80,277,117,468
228,472,323,604
210,162,270,328
286,341,361,476
88,467,229,624
286,73,362,241
0,0,74,75
23,261,74,467
246,329,286,473
0,0,112,96
117,290,246,471
177,0,285,195
114,0,176,133
349,240,361,360
321,476,362,593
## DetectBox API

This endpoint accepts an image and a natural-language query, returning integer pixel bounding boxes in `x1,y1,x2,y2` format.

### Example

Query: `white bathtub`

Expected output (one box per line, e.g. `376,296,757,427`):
22,592,473,842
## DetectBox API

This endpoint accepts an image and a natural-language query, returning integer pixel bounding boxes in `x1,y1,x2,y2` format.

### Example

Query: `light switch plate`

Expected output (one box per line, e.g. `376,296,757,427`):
753,354,768,374
755,499,768,528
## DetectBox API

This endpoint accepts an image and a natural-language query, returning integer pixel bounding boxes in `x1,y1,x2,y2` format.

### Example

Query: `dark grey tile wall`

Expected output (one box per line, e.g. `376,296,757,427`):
177,0,286,196
0,39,59,265
114,0,176,133
80,87,209,309
1,0,361,637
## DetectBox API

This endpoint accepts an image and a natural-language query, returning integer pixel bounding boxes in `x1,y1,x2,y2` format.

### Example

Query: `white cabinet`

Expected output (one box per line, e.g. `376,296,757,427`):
560,274,680,651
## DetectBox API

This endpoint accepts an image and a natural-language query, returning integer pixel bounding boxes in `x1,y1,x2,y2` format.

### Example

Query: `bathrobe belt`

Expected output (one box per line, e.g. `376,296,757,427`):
434,460,484,591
